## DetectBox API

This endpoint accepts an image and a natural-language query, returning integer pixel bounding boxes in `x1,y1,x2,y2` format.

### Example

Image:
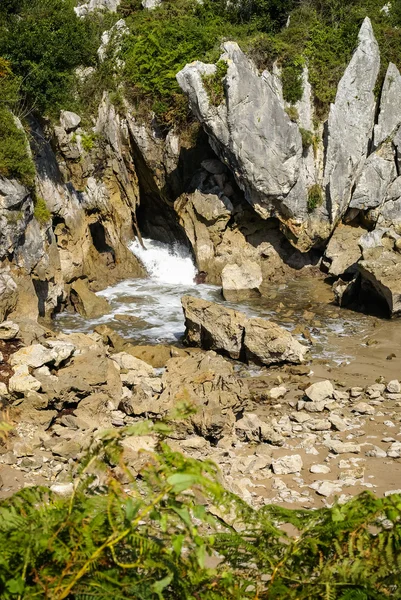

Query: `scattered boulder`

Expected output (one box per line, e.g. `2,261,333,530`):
60,111,81,133
0,321,19,340
387,380,401,394
272,454,303,475
9,365,41,394
221,261,262,301
322,225,364,277
70,279,111,318
304,380,334,403
182,296,308,365
157,351,250,439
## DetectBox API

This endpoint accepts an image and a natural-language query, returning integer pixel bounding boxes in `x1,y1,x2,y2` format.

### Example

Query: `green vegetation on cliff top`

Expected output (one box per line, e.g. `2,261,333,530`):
1,0,401,129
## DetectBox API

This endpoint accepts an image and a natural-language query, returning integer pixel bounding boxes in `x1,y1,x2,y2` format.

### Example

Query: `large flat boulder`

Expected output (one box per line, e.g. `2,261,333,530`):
158,351,250,439
181,296,308,365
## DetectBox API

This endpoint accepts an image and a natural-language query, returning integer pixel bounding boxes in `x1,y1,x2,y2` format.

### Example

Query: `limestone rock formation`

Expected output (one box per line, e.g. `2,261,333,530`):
374,63,401,148
322,225,365,277
182,295,308,365
75,0,121,17
177,18,382,252
324,17,380,225
177,42,302,223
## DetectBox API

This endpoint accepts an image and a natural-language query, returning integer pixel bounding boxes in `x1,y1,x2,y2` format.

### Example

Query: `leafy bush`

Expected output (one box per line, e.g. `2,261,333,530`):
0,58,35,186
300,127,314,152
0,0,105,116
120,0,298,126
202,60,228,106
285,105,299,123
308,183,324,212
80,132,97,153
1,419,401,599
33,195,51,224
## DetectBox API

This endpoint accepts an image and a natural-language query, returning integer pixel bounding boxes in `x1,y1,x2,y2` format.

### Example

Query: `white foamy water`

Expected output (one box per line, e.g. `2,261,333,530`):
54,237,373,363
56,238,226,343
130,239,197,286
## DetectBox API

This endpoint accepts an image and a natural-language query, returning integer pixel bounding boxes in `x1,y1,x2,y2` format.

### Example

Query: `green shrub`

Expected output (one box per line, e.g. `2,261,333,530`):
307,183,324,212
281,59,304,104
81,132,97,153
33,195,51,224
202,59,228,106
0,0,105,116
299,127,314,151
1,418,401,599
0,58,35,186
0,108,35,187
285,105,299,122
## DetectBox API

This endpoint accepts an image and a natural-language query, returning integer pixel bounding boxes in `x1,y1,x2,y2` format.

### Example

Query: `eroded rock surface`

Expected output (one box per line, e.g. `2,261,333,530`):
182,295,308,365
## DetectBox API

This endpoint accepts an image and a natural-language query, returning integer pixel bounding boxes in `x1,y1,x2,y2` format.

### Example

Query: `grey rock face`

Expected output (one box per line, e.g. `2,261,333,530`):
350,144,396,211
177,42,302,219
324,18,380,226
75,0,120,17
0,177,32,260
322,225,365,277
374,63,401,147
60,111,81,133
142,0,162,8
0,271,18,321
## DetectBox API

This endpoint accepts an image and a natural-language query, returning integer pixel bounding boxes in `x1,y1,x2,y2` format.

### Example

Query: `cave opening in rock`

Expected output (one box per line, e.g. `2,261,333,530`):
89,222,115,260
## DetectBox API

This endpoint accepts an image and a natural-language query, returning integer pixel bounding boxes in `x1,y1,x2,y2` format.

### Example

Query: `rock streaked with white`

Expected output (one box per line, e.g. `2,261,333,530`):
323,18,380,225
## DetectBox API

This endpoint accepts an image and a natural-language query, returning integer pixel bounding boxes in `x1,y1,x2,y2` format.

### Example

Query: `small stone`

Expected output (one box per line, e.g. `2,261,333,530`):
0,320,19,340
350,387,364,398
52,439,82,460
310,464,331,474
329,414,347,432
387,380,401,394
10,344,54,369
307,419,332,431
50,483,74,496
387,442,401,458
112,352,154,376
325,440,360,454
304,401,328,413
384,489,401,497
333,390,349,402
365,445,387,458
352,402,375,415
305,380,334,403
271,454,303,475
384,420,396,428
310,480,343,497
367,383,386,395
9,365,41,393
269,386,287,400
